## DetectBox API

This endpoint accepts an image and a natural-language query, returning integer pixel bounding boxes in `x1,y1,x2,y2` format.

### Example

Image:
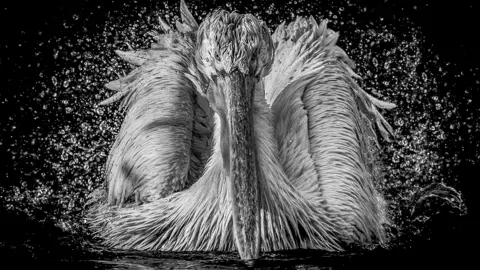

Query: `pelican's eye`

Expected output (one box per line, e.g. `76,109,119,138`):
211,74,218,85
251,53,259,76
214,52,221,62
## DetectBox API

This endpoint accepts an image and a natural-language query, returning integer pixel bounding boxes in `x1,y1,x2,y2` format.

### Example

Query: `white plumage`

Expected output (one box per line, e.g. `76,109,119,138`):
87,0,395,262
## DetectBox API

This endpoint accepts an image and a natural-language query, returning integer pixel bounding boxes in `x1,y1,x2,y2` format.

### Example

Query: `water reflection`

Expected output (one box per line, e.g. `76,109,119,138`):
74,250,356,269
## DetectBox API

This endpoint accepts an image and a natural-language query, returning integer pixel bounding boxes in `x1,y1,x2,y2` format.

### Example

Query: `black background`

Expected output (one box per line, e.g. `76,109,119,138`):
1,0,478,268
2,0,479,65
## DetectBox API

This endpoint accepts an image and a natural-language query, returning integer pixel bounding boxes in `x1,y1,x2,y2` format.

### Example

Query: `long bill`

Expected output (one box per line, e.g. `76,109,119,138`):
223,71,261,263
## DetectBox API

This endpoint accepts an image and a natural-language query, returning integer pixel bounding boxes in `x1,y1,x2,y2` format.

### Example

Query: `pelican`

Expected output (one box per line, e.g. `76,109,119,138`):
87,0,396,263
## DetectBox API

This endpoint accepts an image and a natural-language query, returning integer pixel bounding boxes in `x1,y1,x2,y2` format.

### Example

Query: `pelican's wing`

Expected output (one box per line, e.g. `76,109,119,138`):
264,17,395,244
99,1,213,205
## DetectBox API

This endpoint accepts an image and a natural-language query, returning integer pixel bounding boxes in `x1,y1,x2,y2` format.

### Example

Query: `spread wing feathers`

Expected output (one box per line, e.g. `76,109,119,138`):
98,2,212,205
265,17,395,243
88,98,344,252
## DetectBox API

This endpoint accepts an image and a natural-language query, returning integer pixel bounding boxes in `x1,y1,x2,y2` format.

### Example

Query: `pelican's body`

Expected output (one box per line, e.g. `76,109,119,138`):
88,0,395,262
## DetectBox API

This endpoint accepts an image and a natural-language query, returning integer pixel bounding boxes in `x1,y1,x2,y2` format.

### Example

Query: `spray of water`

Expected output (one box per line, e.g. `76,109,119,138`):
0,0,474,260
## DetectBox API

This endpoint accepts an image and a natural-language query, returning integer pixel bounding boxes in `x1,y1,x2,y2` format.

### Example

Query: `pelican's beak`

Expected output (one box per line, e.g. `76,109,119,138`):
222,70,261,264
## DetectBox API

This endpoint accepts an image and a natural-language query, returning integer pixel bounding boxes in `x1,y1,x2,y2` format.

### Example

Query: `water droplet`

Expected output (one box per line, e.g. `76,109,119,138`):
99,121,108,132
372,57,378,67
421,72,427,81
52,76,58,86
95,107,104,115
384,61,390,69
392,153,400,163
61,151,69,161
396,118,404,126
81,123,91,134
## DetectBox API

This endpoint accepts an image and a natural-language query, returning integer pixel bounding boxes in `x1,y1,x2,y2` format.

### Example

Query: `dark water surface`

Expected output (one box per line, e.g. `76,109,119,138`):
1,0,478,269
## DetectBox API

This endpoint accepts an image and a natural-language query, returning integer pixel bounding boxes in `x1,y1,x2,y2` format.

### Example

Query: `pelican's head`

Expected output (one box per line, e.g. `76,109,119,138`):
194,10,274,264
195,10,274,82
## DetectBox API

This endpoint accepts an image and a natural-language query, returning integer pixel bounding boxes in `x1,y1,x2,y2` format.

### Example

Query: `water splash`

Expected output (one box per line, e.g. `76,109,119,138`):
0,0,475,263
